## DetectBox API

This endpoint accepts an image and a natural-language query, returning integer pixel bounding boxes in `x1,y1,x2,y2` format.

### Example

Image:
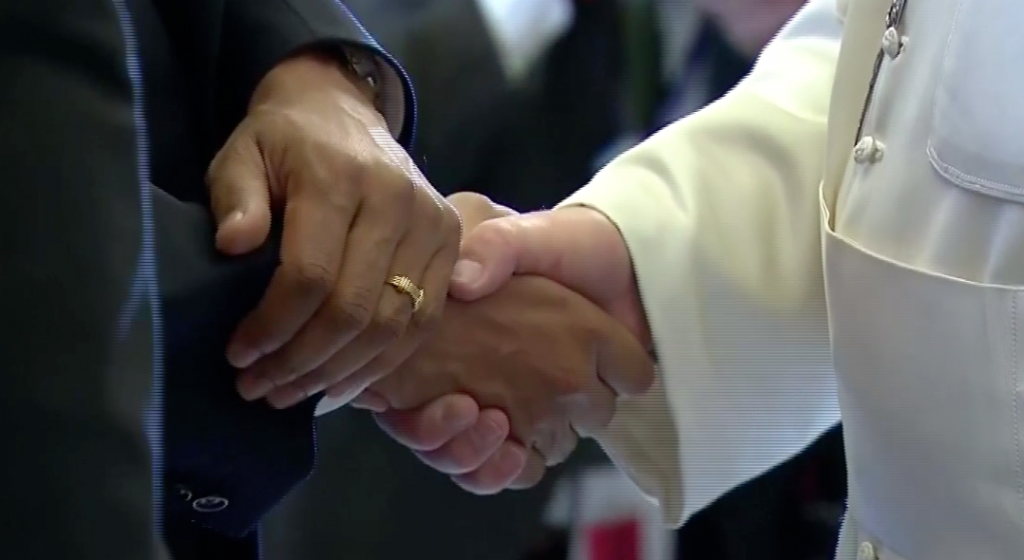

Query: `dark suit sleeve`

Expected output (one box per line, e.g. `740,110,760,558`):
155,188,321,557
343,0,514,192
138,2,414,556
0,1,166,559
151,0,416,154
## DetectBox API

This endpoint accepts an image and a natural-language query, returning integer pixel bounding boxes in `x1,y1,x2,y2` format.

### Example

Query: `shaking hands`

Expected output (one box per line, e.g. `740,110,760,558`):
360,194,655,494
206,51,653,495
206,52,463,413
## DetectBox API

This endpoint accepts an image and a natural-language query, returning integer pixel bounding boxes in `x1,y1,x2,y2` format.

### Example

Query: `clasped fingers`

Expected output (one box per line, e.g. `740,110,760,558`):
235,154,462,409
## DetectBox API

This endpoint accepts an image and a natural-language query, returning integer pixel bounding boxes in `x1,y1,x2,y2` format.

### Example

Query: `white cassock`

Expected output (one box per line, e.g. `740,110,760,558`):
561,0,1024,559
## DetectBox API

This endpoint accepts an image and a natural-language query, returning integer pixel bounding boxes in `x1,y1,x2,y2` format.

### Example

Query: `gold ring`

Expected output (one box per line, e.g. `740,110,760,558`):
386,275,424,313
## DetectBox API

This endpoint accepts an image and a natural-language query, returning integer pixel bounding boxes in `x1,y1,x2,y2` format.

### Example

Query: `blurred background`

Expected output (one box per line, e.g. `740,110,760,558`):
262,1,847,559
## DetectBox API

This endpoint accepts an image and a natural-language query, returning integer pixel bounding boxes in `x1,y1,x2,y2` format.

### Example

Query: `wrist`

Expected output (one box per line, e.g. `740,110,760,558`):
447,192,518,232
250,50,381,123
552,205,653,351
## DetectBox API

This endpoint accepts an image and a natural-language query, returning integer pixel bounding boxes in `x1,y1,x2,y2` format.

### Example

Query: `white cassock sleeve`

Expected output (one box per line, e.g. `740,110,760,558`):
558,0,847,527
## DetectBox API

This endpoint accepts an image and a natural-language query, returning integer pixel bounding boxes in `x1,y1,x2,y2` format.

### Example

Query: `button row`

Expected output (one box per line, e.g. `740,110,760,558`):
853,0,909,166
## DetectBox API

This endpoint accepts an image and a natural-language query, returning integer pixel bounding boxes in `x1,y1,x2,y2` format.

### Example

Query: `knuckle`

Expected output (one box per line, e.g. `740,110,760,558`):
445,445,481,474
445,191,493,212
636,368,656,393
511,412,547,449
347,364,387,394
532,426,557,458
555,427,580,464
295,375,328,399
333,153,369,191
205,154,224,184
487,218,521,248
409,300,442,331
369,164,417,210
264,356,303,386
465,218,517,255
327,288,376,332
371,374,411,409
550,367,590,398
247,108,306,148
369,310,408,343
365,229,404,263
282,261,335,296
420,196,449,236
511,457,545,490
385,389,416,411
366,378,401,409
260,106,305,132
205,134,252,193
317,160,362,207
440,202,464,244
596,396,618,428
378,414,423,448
233,324,285,361
451,475,487,495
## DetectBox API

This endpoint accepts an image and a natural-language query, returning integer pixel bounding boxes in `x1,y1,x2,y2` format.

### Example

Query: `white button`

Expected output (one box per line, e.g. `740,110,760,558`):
853,136,885,164
881,27,904,58
858,541,877,560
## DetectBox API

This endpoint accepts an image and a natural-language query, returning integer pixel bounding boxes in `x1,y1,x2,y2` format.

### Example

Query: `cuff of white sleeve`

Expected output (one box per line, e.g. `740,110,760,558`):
557,170,697,528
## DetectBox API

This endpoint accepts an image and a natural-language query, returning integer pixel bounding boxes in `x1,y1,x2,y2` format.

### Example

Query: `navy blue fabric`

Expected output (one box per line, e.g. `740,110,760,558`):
111,0,415,556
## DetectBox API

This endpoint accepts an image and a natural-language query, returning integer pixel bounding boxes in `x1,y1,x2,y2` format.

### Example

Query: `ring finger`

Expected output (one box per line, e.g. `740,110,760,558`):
266,233,442,408
236,197,405,400
302,231,459,407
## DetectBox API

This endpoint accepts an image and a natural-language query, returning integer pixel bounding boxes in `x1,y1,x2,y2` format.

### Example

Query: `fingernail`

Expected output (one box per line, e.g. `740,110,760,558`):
267,390,302,410
442,402,475,431
227,343,258,369
478,417,504,445
216,211,245,235
236,374,271,401
315,395,347,416
452,260,482,285
496,444,527,471
351,391,389,413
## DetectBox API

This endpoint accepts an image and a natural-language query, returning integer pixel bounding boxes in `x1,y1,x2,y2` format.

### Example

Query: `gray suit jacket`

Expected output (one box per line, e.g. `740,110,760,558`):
0,1,410,558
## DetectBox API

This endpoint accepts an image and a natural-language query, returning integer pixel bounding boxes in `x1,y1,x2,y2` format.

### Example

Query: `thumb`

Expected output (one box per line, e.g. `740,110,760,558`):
449,215,526,301
206,134,273,256
452,206,652,351
450,206,625,304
